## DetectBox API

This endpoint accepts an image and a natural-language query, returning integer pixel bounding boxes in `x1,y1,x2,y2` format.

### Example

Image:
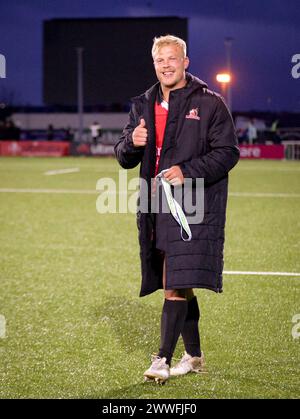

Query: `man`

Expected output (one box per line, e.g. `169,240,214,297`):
114,35,239,384
90,121,102,146
247,119,257,144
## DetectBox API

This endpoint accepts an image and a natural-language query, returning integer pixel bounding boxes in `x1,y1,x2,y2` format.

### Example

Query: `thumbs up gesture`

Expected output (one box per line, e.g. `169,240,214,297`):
132,117,148,147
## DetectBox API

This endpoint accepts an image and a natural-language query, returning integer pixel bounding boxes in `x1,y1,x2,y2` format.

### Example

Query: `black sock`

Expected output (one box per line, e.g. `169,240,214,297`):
181,296,201,357
158,299,188,366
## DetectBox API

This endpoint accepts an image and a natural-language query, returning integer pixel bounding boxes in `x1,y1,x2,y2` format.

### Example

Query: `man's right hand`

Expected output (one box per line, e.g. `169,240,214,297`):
132,118,148,147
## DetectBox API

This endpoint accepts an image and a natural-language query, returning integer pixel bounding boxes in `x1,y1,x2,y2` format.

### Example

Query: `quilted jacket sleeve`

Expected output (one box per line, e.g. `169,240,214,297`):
114,103,144,169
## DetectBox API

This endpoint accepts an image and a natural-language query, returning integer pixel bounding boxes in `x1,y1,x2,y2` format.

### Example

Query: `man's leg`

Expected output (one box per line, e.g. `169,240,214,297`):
157,257,188,366
181,292,201,357
160,259,201,358
169,289,204,377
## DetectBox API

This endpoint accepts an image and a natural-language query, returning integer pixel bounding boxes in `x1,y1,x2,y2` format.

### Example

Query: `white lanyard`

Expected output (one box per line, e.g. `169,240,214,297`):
156,169,192,242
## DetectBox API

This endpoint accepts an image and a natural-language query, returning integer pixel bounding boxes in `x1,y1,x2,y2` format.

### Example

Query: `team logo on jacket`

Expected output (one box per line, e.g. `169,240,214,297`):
185,108,200,120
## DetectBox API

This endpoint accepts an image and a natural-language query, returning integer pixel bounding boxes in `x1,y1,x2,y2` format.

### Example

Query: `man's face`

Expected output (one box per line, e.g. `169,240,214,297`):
153,44,189,90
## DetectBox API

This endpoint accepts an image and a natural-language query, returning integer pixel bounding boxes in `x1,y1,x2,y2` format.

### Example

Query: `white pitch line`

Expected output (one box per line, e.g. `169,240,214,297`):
224,271,300,277
44,168,80,175
0,188,97,194
237,167,300,172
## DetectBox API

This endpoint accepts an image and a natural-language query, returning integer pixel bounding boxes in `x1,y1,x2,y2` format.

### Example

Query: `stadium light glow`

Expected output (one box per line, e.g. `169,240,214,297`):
216,73,231,83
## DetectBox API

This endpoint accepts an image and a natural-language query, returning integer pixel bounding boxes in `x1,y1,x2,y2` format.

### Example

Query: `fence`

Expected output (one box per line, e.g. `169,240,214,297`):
283,141,300,160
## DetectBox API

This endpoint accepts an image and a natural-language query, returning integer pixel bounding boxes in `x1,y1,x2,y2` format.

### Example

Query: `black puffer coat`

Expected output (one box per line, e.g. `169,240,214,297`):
114,73,239,297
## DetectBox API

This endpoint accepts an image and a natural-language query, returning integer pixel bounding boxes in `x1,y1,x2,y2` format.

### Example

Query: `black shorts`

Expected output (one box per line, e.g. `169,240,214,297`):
150,213,167,252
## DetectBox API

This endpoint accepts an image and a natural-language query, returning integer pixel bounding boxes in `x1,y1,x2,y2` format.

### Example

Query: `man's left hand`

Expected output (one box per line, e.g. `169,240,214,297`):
163,165,184,185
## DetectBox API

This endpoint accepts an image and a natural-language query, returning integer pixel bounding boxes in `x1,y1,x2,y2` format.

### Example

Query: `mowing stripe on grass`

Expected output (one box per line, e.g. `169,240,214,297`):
0,188,300,198
230,192,300,198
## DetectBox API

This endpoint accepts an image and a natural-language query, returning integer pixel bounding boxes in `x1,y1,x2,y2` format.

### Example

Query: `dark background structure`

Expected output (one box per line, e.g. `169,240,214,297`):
43,17,187,108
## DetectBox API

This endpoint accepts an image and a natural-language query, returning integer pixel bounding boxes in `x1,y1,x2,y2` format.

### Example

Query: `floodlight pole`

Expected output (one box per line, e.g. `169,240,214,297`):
76,47,84,142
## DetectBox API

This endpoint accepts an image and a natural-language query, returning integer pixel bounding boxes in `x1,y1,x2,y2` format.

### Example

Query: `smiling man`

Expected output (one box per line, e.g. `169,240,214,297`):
114,35,239,384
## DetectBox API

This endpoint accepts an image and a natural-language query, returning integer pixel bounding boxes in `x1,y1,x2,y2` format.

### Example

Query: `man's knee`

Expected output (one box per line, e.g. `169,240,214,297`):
164,289,187,300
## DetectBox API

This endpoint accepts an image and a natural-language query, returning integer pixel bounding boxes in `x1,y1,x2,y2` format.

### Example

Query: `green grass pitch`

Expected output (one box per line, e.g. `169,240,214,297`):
0,156,299,399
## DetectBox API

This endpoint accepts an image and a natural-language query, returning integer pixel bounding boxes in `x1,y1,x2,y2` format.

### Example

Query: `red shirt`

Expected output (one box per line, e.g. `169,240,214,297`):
154,100,168,176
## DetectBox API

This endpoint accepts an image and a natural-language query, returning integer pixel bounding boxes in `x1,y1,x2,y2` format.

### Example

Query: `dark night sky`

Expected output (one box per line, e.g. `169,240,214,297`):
0,0,299,111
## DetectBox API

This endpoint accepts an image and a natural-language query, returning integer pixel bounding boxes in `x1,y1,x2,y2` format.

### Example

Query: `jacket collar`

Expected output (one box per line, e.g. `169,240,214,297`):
131,72,208,104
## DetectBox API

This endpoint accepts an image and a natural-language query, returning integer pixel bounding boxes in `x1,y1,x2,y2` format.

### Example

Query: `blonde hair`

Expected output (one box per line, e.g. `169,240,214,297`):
152,35,187,59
